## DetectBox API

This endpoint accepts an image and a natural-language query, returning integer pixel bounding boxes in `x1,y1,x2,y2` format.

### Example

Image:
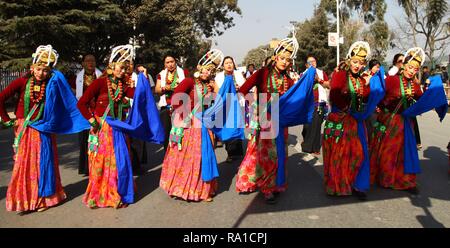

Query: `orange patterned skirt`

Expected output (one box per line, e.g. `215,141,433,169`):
6,119,66,212
83,119,133,208
370,112,416,190
322,112,364,196
159,127,217,201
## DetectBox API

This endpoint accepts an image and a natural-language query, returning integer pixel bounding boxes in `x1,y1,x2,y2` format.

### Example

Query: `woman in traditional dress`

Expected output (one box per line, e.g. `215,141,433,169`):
370,47,446,194
0,45,89,213
235,37,299,204
159,49,223,202
155,55,188,150
77,45,136,208
322,41,377,200
214,56,246,162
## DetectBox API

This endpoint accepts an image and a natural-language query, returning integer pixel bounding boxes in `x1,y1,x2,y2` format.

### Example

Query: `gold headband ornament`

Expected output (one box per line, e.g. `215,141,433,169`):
346,41,371,62
403,47,425,68
32,45,59,67
194,49,224,78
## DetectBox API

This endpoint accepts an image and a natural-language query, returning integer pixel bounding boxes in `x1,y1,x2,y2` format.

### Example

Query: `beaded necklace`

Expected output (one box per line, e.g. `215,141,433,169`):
399,75,415,109
29,77,46,103
267,69,288,94
83,72,96,87
165,70,179,98
107,75,123,103
348,75,364,112
24,77,45,123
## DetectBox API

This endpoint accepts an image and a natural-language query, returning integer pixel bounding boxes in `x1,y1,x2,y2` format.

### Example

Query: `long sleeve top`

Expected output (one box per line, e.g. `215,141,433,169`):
238,67,294,97
0,77,43,122
329,70,371,112
77,77,135,120
379,75,423,113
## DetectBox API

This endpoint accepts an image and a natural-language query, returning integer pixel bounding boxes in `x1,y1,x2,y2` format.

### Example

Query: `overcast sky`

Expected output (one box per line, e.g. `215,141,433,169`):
212,0,413,65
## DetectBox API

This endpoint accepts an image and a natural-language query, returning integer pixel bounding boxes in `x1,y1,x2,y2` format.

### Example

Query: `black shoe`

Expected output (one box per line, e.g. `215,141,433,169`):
264,193,277,204
406,187,419,195
352,189,367,201
133,167,145,176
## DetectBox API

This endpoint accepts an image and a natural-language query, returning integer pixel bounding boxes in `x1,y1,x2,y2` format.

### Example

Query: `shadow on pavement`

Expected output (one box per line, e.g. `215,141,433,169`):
232,146,450,227
0,186,7,201
134,143,165,203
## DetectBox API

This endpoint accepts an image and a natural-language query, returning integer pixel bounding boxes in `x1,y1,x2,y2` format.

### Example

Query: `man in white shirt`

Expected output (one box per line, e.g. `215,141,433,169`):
301,55,330,158
72,54,102,175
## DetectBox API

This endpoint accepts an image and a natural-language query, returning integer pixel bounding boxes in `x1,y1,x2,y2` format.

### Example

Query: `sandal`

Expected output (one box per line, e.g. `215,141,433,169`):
203,197,213,202
37,207,49,212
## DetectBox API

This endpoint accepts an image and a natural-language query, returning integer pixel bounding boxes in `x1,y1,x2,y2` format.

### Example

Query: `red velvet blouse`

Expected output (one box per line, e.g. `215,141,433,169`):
77,77,135,120
0,77,43,122
379,75,423,113
238,67,294,97
329,70,370,112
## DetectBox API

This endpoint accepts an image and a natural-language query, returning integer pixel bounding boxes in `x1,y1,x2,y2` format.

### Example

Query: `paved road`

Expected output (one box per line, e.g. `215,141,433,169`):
1,111,450,227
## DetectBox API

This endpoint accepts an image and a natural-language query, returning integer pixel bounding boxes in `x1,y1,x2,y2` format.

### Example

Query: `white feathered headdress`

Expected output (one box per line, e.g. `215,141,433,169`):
109,44,135,64
273,36,299,59
403,47,426,67
32,45,59,67
346,41,371,61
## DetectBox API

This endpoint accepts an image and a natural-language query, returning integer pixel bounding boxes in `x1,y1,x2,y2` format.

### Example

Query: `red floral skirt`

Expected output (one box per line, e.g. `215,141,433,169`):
322,112,364,195
370,112,416,190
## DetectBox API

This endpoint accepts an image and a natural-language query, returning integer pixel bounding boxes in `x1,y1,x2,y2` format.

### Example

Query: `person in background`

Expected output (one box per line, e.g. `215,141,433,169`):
388,53,404,76
245,64,256,79
70,54,102,176
155,55,189,150
421,66,430,90
214,56,246,162
301,55,330,157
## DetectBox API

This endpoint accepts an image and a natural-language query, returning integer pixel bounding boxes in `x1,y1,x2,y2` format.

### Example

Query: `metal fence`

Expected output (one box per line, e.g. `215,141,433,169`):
0,69,28,91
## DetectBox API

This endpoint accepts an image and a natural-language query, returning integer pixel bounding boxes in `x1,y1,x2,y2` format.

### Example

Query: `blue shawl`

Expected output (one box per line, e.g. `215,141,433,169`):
106,73,165,203
349,67,386,192
31,70,91,197
197,74,245,181
272,67,316,186
402,75,448,174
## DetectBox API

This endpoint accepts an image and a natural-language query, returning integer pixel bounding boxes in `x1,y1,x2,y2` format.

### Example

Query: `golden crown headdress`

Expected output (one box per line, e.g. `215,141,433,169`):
403,47,426,67
32,45,59,67
109,44,135,64
273,36,299,59
346,41,371,62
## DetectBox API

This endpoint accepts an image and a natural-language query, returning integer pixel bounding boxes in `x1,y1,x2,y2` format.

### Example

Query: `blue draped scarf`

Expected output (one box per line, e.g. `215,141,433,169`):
272,67,316,186
402,75,447,174
31,70,91,197
348,68,386,192
106,73,165,203
197,74,245,181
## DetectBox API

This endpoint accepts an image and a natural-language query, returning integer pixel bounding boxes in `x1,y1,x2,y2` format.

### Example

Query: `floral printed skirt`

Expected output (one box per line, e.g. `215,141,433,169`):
370,112,416,190
322,112,364,196
160,127,217,201
6,119,66,212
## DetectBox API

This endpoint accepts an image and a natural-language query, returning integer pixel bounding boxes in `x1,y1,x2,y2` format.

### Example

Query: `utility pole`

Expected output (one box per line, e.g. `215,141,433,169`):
336,0,341,66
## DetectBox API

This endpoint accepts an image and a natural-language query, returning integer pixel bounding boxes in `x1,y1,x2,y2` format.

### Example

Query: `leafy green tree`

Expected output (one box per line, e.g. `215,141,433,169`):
124,0,241,72
320,0,391,63
242,44,270,69
295,7,336,73
0,0,241,73
0,0,131,69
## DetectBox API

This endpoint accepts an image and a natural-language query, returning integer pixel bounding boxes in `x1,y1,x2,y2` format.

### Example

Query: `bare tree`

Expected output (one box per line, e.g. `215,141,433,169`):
394,0,450,67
